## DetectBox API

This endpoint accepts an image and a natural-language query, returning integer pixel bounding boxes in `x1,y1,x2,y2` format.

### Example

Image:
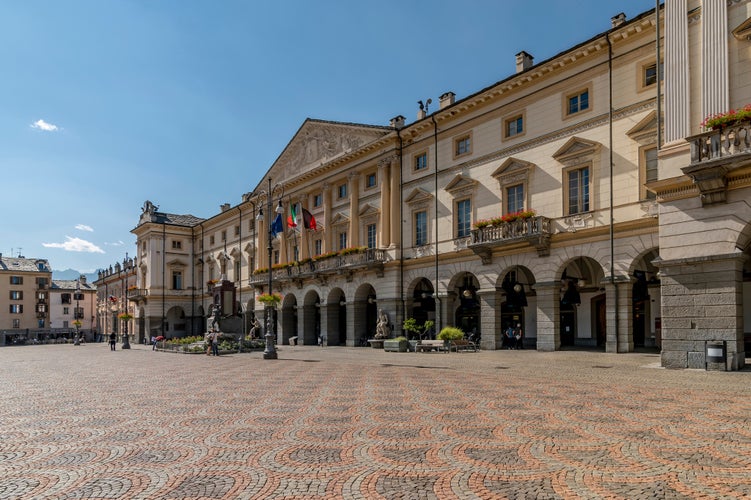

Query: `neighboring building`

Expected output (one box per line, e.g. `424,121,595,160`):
116,2,751,370
650,0,751,369
93,257,138,342
49,276,97,340
0,254,52,345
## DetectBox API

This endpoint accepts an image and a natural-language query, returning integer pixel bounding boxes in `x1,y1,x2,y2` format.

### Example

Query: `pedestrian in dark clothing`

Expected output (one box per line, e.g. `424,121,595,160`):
109,332,117,351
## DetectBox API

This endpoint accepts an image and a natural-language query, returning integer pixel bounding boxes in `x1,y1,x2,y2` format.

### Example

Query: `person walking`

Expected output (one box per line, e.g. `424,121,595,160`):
109,332,117,351
151,335,157,350
514,323,524,350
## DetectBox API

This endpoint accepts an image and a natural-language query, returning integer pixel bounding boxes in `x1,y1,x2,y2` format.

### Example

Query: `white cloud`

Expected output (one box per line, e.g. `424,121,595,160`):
105,240,125,247
75,224,94,232
31,119,60,132
43,236,105,254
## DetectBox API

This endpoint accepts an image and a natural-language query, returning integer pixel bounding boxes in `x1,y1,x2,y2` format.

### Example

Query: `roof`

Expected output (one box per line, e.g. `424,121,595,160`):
0,256,52,273
51,280,97,291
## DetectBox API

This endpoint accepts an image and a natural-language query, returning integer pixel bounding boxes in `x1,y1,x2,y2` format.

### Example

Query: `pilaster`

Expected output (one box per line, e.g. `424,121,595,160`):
348,173,360,247
701,0,729,120
534,282,560,352
478,288,502,350
379,158,391,248
665,0,690,143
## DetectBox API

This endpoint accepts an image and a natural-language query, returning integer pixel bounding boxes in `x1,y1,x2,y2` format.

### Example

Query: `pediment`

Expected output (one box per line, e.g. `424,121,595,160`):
553,136,601,164
229,247,242,258
331,212,350,226
627,111,659,144
264,119,391,186
492,157,535,181
359,203,380,218
444,174,477,195
166,258,188,267
405,188,433,205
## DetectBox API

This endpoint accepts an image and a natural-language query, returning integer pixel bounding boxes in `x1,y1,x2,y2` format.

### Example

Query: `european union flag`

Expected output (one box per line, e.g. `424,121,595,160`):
270,213,283,238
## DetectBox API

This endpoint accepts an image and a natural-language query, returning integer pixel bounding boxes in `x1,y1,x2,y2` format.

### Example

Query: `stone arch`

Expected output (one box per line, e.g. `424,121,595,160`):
557,256,606,348
354,283,378,344
325,288,347,346
280,293,298,345
301,290,321,345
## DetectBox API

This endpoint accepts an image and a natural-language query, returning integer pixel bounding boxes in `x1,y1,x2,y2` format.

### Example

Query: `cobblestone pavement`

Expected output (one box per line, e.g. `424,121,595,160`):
1,344,751,500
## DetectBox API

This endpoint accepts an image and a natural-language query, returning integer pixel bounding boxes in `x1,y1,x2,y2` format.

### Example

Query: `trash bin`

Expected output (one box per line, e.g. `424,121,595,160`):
705,341,727,371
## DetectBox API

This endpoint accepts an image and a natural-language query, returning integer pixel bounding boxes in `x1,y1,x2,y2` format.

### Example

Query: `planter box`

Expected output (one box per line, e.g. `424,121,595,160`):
383,339,409,352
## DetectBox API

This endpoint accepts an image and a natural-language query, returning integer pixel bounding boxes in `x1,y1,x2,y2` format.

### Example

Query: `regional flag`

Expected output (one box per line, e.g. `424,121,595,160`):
287,203,298,228
303,208,317,231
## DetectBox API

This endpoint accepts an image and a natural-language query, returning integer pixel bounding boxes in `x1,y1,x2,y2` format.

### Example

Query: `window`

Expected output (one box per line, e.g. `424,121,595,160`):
234,225,240,236
273,250,279,265
641,146,658,200
61,293,71,304
63,307,69,315
415,211,428,246
37,292,46,300
73,292,84,301
643,62,663,87
10,276,22,285
314,194,323,207
172,240,182,249
456,199,471,238
366,173,377,188
209,235,215,245
339,232,348,250
414,152,428,171
9,304,23,314
567,167,590,215
367,224,377,249
314,239,323,256
293,245,299,262
455,135,471,157
221,230,226,242
234,261,241,280
505,115,524,138
567,89,589,116
37,277,48,287
10,291,22,300
172,271,183,290
12,319,20,329
74,307,84,319
36,304,46,313
338,183,348,199
506,184,525,214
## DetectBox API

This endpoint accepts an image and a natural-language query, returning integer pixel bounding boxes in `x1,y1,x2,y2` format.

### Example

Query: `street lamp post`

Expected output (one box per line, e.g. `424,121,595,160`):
73,279,81,345
253,177,284,360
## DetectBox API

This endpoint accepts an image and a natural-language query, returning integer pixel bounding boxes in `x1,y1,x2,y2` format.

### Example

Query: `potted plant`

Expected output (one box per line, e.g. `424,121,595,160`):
384,336,409,352
257,293,282,306
437,326,464,348
117,312,133,321
701,104,751,130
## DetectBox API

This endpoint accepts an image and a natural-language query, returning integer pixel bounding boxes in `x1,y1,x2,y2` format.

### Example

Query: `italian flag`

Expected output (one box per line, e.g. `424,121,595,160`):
287,204,298,228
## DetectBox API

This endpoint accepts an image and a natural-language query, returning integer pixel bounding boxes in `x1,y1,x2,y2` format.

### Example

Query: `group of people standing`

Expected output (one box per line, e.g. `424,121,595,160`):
504,324,524,350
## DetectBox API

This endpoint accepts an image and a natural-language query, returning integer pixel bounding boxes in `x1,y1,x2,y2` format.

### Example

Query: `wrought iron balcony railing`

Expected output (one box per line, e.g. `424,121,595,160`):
127,288,148,300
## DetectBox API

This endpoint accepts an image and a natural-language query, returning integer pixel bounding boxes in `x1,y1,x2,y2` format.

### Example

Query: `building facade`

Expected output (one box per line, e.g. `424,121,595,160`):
0,254,52,344
120,2,751,369
49,276,97,340
93,257,138,343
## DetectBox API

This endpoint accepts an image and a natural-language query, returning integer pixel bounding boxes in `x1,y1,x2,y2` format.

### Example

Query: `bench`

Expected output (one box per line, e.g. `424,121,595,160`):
449,339,478,352
415,339,447,352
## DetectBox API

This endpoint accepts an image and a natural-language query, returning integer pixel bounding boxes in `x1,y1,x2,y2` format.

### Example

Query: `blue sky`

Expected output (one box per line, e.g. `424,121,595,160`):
0,0,660,274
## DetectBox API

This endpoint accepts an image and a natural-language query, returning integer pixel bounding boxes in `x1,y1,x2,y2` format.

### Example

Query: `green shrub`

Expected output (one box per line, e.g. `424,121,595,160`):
437,326,464,341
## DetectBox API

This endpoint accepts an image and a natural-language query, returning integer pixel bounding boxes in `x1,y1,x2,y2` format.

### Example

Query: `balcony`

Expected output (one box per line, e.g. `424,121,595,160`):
684,119,751,205
469,216,551,263
127,288,148,301
249,249,388,287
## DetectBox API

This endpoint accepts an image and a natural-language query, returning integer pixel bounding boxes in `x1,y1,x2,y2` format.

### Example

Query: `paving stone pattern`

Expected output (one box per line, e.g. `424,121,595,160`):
1,345,751,499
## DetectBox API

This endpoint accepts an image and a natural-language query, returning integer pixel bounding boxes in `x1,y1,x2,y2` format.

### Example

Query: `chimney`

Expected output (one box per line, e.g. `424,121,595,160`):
220,203,231,212
439,92,455,109
390,115,405,129
79,275,87,285
611,12,626,28
515,51,534,73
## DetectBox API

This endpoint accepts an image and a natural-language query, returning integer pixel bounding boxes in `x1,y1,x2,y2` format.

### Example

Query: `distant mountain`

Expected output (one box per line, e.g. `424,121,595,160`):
53,269,99,283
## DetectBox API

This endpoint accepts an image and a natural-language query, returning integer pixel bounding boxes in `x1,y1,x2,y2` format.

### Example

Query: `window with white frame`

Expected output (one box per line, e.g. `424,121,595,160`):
415,211,428,246
338,232,348,250
367,224,377,249
641,146,658,200
455,135,471,157
566,89,589,116
414,152,428,171
505,115,524,138
456,199,471,238
566,166,590,215
12,319,20,328
506,184,525,214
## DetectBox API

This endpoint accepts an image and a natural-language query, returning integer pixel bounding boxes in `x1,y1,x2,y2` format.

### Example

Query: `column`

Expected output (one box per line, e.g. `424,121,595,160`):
322,183,332,253
701,0,729,120
348,173,360,247
478,288,502,350
390,157,400,248
664,0,690,143
603,280,634,353
535,282,560,352
256,218,266,272
379,158,391,248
